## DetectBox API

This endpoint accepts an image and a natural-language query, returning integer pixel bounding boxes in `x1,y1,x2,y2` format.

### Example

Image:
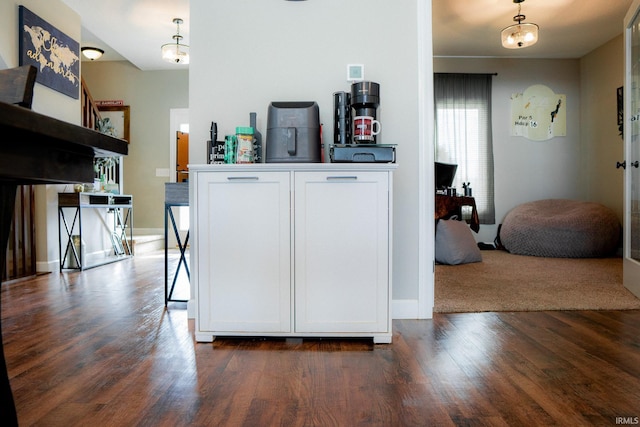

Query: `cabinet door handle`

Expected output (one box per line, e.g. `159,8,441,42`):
227,176,259,181
326,176,358,180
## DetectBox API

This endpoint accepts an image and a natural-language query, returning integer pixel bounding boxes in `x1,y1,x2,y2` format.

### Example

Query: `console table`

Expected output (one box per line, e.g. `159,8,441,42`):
0,100,128,425
164,183,189,305
435,194,480,232
58,192,133,270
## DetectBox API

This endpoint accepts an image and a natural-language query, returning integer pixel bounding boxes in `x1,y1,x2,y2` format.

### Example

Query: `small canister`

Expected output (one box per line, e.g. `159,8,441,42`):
235,126,255,164
224,135,237,164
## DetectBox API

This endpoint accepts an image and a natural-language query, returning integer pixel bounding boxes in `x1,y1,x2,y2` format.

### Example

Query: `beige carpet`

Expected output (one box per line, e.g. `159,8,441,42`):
435,250,640,313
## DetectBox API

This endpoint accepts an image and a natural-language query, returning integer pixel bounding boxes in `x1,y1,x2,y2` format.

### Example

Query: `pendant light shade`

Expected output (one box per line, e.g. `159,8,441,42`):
501,0,539,49
81,47,104,60
161,18,189,64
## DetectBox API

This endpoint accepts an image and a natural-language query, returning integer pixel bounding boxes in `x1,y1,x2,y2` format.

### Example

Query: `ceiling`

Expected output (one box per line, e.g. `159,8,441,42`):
62,0,633,71
434,0,633,58
61,0,189,70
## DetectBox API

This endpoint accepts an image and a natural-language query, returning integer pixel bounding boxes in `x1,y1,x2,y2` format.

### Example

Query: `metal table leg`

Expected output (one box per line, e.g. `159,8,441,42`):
165,203,189,305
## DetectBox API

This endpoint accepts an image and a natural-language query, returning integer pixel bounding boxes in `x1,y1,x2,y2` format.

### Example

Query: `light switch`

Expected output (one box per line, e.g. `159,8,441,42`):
347,64,364,81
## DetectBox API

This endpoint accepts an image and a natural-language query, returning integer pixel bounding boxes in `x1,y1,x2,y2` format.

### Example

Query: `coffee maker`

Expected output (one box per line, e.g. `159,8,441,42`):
330,81,396,163
350,81,380,144
333,81,381,145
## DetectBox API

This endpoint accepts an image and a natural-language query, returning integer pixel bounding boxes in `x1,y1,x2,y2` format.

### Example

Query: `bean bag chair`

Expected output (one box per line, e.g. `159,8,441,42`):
499,199,620,258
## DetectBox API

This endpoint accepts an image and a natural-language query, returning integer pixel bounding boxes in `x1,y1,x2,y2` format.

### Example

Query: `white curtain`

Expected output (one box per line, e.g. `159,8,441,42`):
434,73,495,224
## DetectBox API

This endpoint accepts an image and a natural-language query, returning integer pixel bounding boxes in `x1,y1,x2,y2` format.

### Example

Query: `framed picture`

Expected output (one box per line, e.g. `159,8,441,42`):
98,105,130,143
19,6,80,99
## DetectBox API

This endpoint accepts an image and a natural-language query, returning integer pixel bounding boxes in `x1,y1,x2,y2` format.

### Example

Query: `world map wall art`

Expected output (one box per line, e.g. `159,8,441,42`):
19,6,80,99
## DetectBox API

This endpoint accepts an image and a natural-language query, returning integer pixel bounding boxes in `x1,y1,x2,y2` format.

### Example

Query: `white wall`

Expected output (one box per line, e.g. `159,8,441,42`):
81,61,189,234
434,58,583,243
434,39,625,245
580,35,625,221
189,0,432,314
0,0,80,123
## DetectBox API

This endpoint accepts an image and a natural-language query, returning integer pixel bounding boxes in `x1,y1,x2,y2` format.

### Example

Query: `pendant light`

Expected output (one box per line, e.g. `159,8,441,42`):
81,47,104,60
501,0,539,49
161,18,189,64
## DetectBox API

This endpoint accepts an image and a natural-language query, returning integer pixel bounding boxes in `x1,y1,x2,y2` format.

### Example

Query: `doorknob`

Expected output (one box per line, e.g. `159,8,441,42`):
616,161,626,169
631,161,640,168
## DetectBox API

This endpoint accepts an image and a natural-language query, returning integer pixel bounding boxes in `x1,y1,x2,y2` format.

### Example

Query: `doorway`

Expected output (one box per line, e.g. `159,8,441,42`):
169,109,189,185
176,131,189,183
168,109,190,246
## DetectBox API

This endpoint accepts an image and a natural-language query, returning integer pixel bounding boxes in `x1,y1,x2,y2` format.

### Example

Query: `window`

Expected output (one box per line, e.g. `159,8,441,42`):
434,73,495,224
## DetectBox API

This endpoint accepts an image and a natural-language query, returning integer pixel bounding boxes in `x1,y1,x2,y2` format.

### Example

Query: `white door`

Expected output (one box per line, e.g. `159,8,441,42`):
196,171,291,333
293,171,390,333
624,0,640,297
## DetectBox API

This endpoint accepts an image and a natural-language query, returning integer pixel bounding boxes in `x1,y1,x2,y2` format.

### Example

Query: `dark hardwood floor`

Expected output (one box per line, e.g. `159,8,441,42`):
2,251,639,426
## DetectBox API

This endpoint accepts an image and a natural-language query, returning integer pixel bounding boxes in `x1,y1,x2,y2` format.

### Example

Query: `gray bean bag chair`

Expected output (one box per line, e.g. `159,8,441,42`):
500,199,620,258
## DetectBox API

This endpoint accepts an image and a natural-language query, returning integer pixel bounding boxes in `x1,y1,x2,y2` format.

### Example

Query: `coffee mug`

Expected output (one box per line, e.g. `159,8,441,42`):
353,116,381,142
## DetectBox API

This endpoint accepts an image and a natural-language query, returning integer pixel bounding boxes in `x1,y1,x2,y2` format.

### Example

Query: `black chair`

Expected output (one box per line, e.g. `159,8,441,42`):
0,65,37,108
0,64,37,426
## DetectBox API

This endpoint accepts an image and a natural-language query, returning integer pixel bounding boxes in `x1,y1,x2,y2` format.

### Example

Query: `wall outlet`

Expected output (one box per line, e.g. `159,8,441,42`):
155,168,171,177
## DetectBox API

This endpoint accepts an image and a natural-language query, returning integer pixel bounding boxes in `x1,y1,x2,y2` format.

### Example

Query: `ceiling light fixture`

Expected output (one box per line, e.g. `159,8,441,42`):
81,47,104,60
501,0,539,49
161,18,189,64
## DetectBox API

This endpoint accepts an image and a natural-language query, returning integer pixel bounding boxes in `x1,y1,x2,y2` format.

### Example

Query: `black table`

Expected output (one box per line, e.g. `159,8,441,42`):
0,101,128,425
164,183,190,305
435,194,480,233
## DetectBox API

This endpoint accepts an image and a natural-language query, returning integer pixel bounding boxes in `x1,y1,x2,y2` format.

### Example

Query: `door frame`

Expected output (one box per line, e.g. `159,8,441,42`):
623,0,640,297
418,0,435,319
169,108,189,184
168,108,190,248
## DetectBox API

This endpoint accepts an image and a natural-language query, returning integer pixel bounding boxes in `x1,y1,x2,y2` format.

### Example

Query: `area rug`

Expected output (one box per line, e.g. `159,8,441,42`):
434,250,640,313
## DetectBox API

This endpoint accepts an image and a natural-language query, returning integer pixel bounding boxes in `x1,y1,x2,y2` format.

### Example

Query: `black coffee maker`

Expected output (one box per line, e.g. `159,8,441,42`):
350,81,380,143
331,80,394,163
351,81,380,123
333,81,381,145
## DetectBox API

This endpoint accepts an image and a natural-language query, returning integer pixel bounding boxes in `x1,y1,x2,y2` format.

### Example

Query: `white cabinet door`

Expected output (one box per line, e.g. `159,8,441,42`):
294,171,390,334
196,171,291,334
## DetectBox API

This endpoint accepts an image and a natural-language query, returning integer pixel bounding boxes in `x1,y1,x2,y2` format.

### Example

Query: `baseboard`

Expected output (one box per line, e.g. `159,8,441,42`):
37,258,432,320
134,228,164,236
187,300,196,318
392,299,432,319
38,249,120,273
36,260,58,273
34,255,432,321
186,299,433,321
624,274,640,299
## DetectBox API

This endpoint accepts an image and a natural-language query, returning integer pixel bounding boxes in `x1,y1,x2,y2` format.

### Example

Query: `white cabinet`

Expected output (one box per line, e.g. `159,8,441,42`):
294,171,390,335
191,164,395,344
194,171,291,336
